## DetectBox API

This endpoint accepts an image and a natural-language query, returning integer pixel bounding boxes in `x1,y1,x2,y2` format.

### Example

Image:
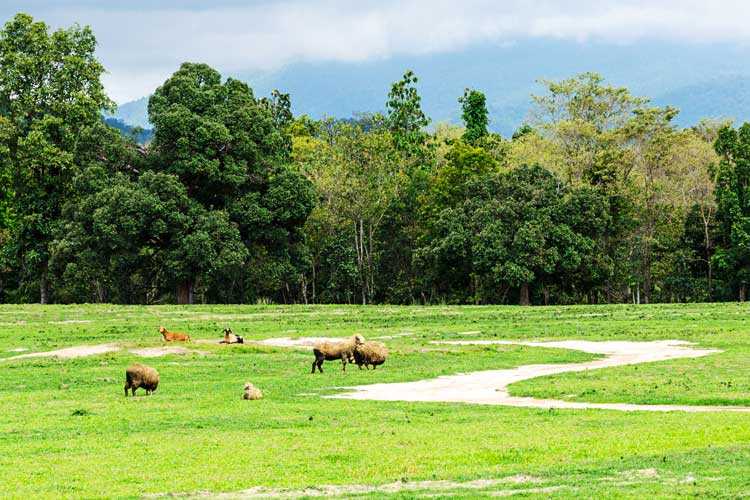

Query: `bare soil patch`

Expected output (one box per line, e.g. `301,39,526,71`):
329,340,750,412
129,346,208,358
142,475,551,499
2,343,120,361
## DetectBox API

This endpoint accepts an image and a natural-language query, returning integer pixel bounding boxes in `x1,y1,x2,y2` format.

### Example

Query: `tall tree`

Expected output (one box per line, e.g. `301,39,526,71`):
148,63,313,303
0,13,112,303
386,70,430,156
459,88,489,143
713,123,750,301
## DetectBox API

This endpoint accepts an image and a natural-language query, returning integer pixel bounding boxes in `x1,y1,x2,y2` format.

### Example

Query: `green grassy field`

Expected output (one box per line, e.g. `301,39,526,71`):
2,303,750,499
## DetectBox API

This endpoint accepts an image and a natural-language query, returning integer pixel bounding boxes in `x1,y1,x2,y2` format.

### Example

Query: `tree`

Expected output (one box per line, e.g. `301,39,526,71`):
713,123,750,301
0,13,112,303
459,89,489,143
626,106,680,304
386,70,430,156
148,63,313,303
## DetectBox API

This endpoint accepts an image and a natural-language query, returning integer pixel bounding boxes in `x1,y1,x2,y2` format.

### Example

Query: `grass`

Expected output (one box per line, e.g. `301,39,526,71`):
2,303,750,499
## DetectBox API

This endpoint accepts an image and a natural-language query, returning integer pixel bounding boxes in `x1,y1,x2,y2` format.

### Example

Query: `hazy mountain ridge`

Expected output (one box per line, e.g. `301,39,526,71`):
111,41,750,135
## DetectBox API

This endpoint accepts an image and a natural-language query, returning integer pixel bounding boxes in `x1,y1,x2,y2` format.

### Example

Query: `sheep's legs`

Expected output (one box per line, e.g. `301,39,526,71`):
124,384,130,397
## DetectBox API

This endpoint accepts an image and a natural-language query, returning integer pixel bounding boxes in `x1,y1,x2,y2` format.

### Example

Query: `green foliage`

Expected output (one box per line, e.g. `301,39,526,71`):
459,88,489,143
713,123,750,300
386,70,430,156
0,13,112,303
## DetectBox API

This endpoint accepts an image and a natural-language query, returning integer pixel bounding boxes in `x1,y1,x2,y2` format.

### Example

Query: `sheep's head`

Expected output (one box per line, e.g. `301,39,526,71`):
159,326,167,335
244,382,255,390
224,327,232,335
354,334,365,345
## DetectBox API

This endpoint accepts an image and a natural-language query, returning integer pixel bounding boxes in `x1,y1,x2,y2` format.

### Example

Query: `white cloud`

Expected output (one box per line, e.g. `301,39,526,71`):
3,0,750,102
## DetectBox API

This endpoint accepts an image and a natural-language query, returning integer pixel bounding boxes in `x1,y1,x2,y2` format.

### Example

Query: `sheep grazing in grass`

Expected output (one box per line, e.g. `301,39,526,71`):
159,325,191,342
242,382,263,400
311,334,365,373
353,341,388,370
124,364,159,396
219,327,244,344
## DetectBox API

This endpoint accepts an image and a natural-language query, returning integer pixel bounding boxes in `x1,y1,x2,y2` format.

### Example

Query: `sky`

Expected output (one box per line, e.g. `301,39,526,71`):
2,1,750,103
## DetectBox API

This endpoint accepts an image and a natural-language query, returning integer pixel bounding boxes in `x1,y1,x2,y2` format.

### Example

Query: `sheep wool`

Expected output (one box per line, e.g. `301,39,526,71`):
124,364,160,396
353,341,388,370
311,334,365,373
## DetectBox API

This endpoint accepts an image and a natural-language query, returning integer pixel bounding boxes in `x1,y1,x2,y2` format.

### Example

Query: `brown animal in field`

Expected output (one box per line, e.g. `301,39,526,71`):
311,334,365,373
124,363,159,396
219,327,244,344
159,325,191,342
242,382,263,400
353,341,388,370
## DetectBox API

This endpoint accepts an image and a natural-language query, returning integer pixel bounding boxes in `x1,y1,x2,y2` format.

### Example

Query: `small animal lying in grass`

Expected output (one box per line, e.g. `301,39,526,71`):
353,341,388,370
242,382,263,400
219,327,244,344
159,325,191,342
311,334,365,373
124,363,159,396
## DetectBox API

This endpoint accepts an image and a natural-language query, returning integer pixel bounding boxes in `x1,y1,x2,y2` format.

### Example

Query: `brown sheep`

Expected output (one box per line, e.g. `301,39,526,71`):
159,325,191,342
124,363,159,396
353,341,388,370
311,334,365,373
242,382,263,400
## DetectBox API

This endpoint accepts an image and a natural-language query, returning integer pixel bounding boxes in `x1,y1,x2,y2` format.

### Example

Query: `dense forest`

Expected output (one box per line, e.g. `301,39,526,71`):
1,13,749,306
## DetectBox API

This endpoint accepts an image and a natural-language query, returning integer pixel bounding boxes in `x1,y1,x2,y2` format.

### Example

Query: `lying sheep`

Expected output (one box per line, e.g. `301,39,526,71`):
124,363,159,396
219,327,244,344
311,334,365,373
159,325,191,342
353,341,388,370
242,382,263,400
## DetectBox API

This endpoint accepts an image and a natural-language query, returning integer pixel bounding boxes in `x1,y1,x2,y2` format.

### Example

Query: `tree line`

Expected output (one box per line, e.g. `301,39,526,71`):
0,13,748,306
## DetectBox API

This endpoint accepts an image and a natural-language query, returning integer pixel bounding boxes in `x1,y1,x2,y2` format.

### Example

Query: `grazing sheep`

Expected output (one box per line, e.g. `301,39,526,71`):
124,363,159,396
219,327,244,344
159,325,191,342
311,334,365,373
353,341,388,370
242,382,263,400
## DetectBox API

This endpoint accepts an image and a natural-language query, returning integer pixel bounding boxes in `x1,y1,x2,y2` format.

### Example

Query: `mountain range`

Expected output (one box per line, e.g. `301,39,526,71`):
111,40,750,136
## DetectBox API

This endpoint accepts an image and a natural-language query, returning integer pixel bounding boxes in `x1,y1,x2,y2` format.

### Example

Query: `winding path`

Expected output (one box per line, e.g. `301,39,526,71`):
329,340,750,412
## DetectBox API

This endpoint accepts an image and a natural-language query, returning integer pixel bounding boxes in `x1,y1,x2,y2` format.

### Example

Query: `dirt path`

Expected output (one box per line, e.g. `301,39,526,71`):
329,340,750,412
142,475,557,499
2,343,207,361
1,343,121,360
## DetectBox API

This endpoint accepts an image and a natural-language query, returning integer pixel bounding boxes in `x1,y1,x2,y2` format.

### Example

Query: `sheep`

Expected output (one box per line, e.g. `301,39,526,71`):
124,363,159,396
311,334,365,373
353,341,388,370
219,327,244,344
159,325,191,342
242,382,263,400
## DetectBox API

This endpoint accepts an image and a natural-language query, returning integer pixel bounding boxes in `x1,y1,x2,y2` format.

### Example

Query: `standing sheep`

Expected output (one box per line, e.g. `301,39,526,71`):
124,364,159,396
311,334,365,373
353,341,388,370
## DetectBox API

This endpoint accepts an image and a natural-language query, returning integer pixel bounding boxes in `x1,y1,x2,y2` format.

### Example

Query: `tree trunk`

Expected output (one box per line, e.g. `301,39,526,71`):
39,272,49,305
176,279,194,305
642,245,651,305
740,284,746,303
542,286,550,306
519,283,530,306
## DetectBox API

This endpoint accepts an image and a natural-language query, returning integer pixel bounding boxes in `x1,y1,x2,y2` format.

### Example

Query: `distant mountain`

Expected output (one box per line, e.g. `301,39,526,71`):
103,117,154,144
109,96,150,129
111,40,750,136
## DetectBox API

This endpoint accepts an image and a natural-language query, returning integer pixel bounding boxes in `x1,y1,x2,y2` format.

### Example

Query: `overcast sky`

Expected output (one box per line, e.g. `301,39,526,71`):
2,1,749,103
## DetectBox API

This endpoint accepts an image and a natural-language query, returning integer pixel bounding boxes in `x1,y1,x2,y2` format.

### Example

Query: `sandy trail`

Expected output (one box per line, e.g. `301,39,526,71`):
1,343,207,360
254,337,348,348
329,340,750,412
142,475,555,499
